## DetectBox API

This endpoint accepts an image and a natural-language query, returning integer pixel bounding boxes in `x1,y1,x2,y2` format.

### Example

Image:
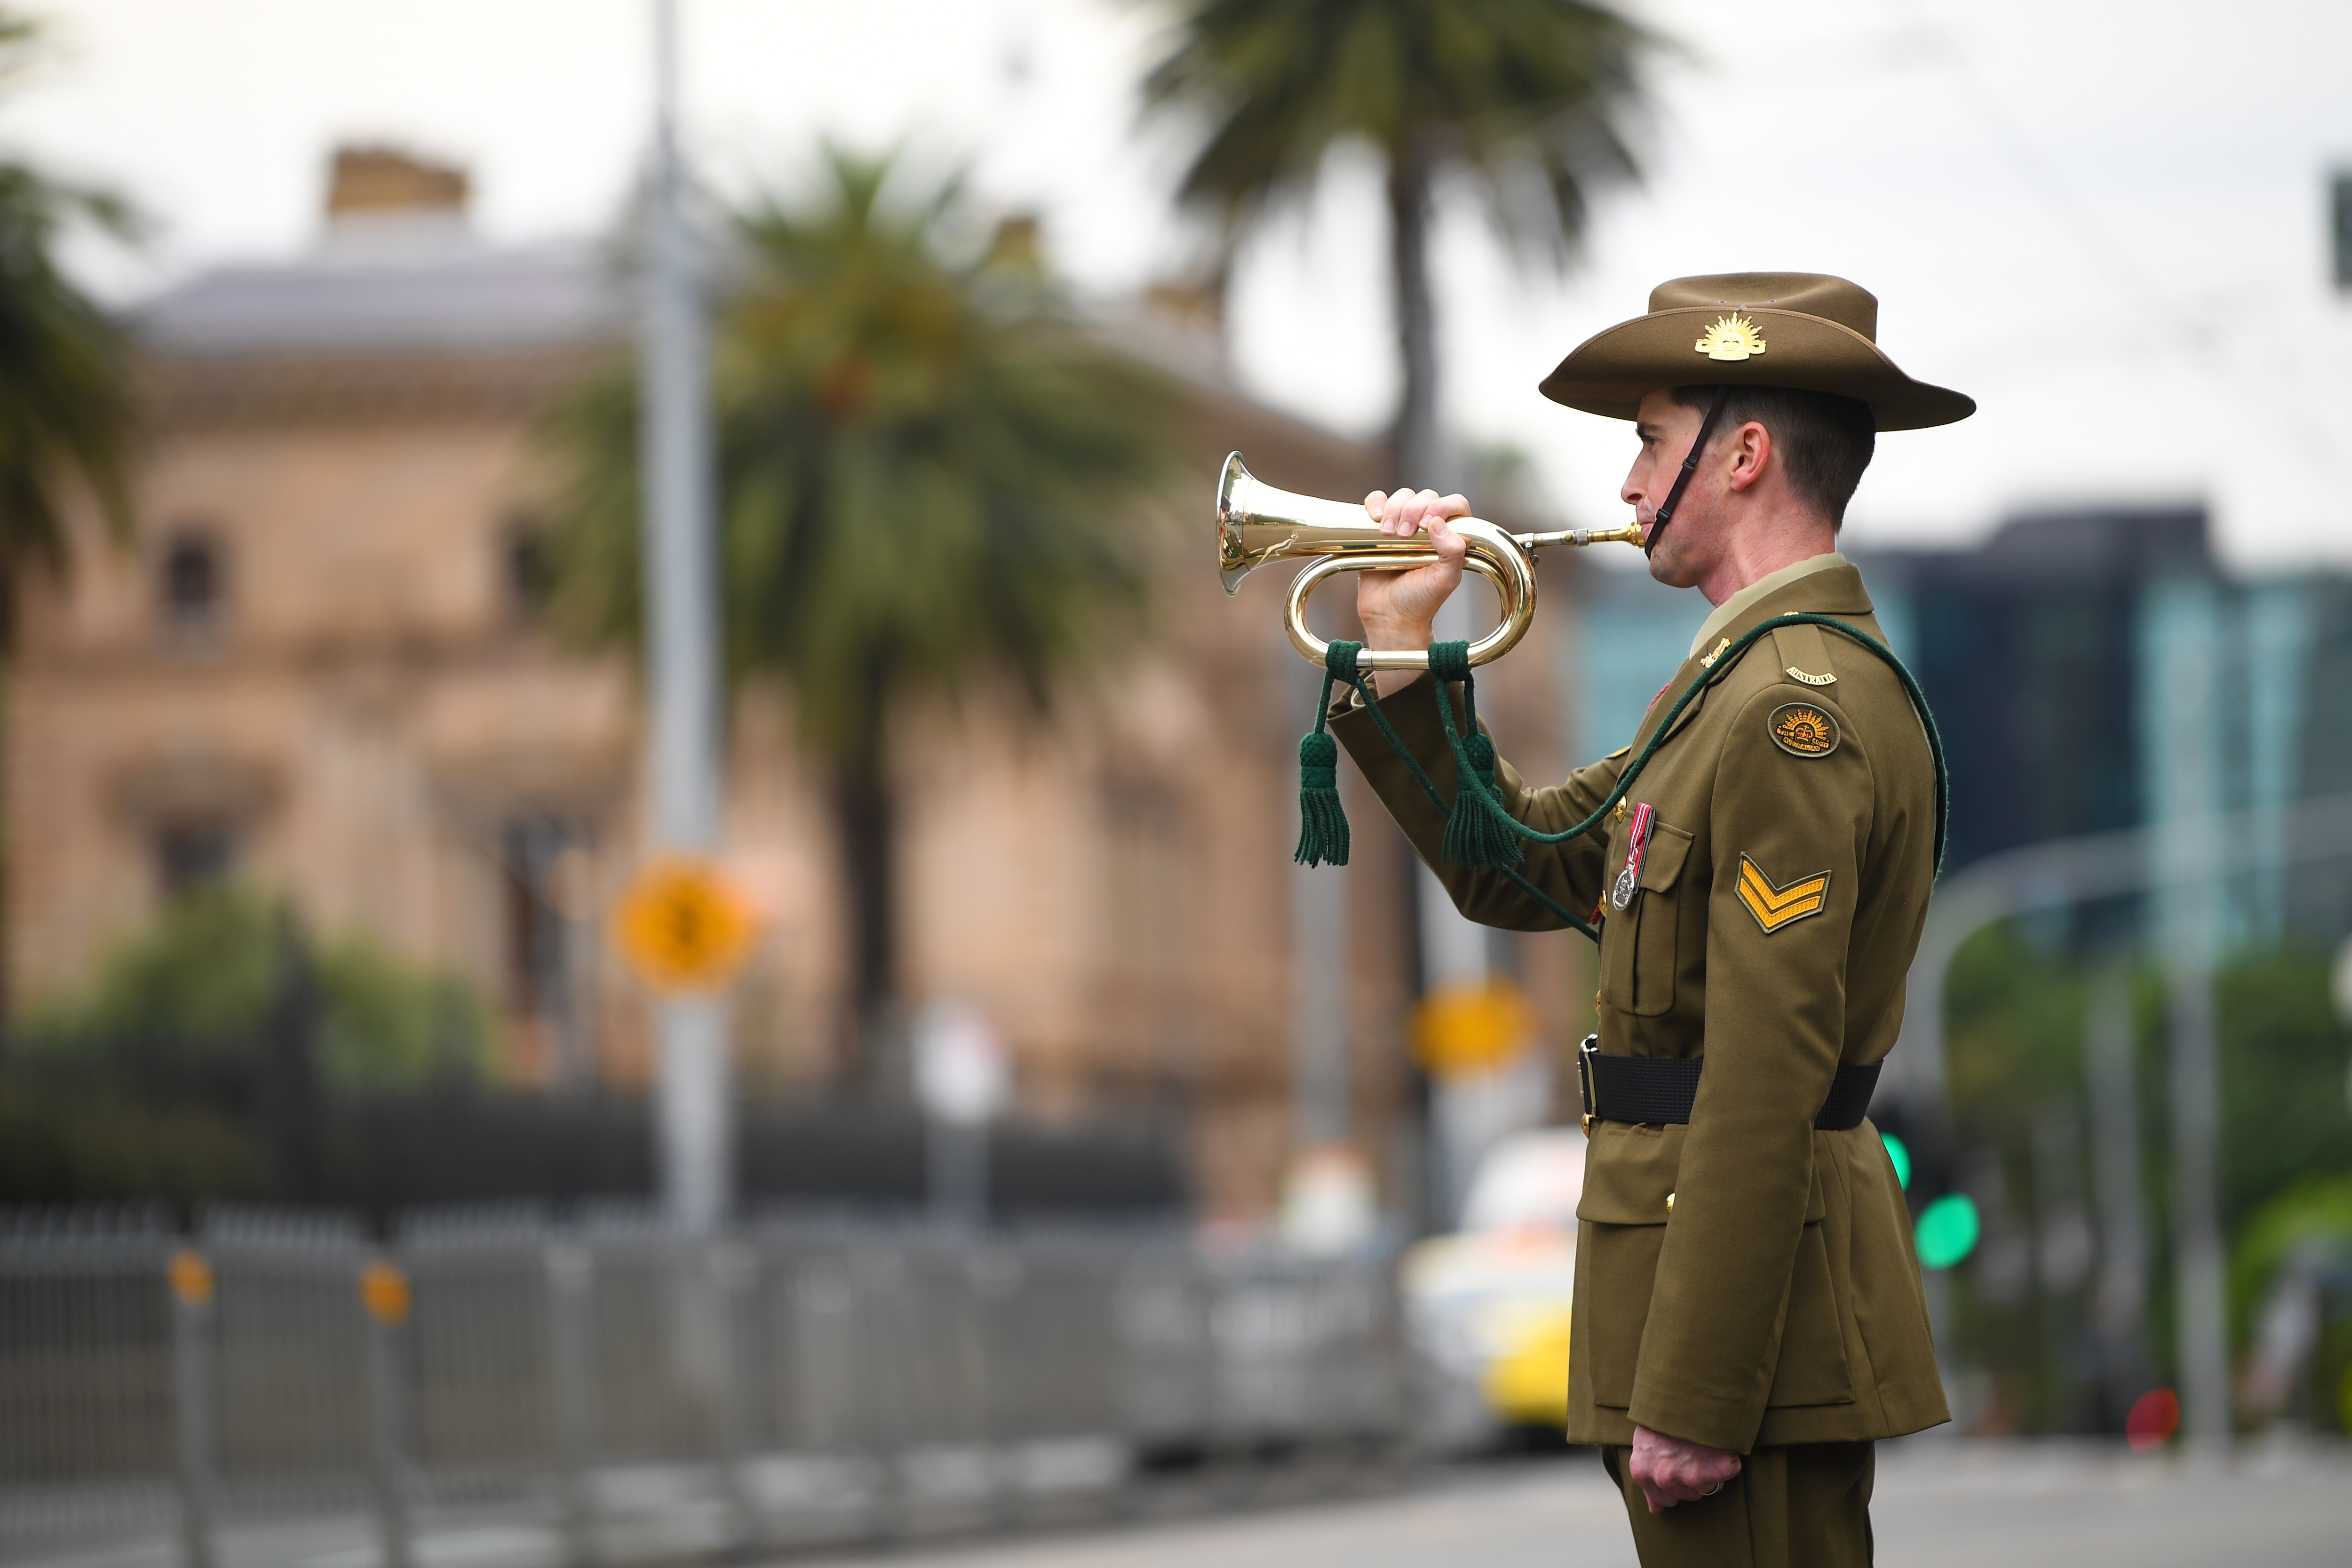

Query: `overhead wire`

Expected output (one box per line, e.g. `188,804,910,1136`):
1883,0,2350,516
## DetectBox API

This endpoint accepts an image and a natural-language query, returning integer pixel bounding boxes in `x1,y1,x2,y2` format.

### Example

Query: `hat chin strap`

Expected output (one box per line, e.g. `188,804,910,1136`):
1642,387,1733,558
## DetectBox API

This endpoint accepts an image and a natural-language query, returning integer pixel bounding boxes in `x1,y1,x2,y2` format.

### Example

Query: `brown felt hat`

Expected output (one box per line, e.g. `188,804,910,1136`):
1538,272,1974,431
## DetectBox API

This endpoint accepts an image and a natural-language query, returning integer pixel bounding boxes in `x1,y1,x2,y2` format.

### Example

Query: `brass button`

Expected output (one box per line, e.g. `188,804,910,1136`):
1665,1192,1676,1213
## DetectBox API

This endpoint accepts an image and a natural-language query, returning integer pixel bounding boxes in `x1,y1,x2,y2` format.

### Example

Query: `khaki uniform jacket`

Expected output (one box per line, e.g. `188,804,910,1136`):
1330,562,1947,1455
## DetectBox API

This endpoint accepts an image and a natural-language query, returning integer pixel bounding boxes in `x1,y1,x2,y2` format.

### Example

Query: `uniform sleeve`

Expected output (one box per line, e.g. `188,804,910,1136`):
1626,682,1874,1452
1326,673,1622,931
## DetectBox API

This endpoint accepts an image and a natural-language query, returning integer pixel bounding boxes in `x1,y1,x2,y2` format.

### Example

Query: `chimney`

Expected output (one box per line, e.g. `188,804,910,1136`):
326,145,469,222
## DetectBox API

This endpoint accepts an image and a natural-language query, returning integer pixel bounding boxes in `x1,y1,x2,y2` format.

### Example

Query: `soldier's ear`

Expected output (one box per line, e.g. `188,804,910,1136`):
1724,420,1772,494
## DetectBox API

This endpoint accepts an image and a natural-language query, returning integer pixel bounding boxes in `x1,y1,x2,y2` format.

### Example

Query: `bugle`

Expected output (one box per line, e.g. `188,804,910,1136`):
1215,452,1643,670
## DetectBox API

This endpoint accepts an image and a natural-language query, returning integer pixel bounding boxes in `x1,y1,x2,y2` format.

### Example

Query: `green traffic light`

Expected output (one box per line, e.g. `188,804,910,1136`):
1915,1193,1980,1270
1881,1132,1912,1190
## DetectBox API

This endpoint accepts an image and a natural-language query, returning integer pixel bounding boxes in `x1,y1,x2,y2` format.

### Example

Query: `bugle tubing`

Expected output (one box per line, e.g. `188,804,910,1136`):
1215,452,1643,670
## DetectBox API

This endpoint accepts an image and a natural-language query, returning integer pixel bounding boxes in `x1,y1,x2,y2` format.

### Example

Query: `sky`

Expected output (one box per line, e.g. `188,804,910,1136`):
7,0,2351,569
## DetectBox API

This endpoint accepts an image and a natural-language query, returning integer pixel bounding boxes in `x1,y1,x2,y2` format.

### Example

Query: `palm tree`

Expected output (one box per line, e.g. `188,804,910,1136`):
546,150,1177,1084
1143,0,1653,479
0,9,137,642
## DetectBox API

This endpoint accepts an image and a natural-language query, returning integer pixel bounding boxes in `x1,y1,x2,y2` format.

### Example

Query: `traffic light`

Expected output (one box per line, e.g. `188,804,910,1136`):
1871,1103,1980,1270
2335,171,2352,291
1914,1192,1982,1270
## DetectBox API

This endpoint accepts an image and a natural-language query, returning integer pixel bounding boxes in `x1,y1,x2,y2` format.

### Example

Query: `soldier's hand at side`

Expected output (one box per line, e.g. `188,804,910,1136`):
1355,487,1470,696
1629,1425,1742,1514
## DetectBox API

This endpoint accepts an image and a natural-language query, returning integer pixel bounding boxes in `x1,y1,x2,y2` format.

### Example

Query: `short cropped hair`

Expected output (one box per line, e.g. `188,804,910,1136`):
1670,384,1875,530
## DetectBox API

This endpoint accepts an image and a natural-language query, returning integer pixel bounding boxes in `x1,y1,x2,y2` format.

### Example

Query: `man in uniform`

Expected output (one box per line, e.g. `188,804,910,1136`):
1331,274,1971,1566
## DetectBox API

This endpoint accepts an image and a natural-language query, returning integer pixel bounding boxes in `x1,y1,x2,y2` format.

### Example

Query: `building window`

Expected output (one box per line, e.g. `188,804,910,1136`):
500,812,594,1084
156,821,235,899
501,816,570,1009
503,517,551,623
159,530,226,640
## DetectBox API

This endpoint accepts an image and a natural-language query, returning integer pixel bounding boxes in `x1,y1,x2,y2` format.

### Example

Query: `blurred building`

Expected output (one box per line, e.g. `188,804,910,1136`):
6,148,1590,1215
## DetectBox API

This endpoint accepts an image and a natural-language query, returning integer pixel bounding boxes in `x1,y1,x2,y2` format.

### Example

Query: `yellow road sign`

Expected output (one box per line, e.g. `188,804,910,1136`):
1411,978,1538,1081
612,858,756,995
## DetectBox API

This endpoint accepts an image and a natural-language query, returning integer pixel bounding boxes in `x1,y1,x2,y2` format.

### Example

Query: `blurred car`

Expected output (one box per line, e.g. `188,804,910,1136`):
1400,1127,1585,1449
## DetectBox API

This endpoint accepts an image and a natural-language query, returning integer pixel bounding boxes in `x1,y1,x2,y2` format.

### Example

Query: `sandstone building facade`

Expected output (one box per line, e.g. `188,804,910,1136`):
8,151,1588,1216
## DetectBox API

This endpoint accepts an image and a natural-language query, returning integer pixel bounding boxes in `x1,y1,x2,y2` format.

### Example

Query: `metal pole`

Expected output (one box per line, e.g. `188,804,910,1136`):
2084,961,2152,1411
710,1241,761,1552
167,1250,218,1568
362,1262,416,1568
2150,586,2230,1453
2165,945,2230,1449
546,1242,599,1568
1418,587,1493,1227
641,0,731,1234
927,1117,988,1230
1288,652,1350,1152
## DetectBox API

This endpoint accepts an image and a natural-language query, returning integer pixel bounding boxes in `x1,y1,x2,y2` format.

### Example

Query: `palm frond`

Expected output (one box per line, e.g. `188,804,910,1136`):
0,10,141,643
543,150,1182,760
1143,0,1655,265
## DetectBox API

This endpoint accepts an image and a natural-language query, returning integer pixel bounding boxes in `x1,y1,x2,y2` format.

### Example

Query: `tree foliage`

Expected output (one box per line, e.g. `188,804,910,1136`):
0,10,137,638
1144,0,1650,260
1,890,493,1201
1142,0,1652,492
12,888,493,1095
546,149,1177,757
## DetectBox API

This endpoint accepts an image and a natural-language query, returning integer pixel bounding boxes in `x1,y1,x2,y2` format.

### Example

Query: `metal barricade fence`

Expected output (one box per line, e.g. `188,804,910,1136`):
0,1208,1409,1568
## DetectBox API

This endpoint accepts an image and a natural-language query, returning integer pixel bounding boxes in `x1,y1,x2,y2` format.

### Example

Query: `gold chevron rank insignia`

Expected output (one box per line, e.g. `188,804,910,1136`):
1737,855,1831,934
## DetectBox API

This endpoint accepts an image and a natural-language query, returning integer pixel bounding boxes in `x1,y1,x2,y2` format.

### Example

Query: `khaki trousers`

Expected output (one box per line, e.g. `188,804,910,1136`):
1602,1441,1875,1568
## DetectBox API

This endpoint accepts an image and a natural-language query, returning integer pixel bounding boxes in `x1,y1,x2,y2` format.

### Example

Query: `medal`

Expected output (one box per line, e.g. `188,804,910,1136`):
1611,802,1656,911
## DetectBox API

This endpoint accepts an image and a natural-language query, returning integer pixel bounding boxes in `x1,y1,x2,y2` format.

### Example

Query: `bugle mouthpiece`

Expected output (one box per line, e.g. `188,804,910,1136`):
1517,523,1647,550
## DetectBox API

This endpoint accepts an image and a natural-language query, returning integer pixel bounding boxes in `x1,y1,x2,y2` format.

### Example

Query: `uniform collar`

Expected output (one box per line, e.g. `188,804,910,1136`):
1686,551,1853,657
1630,558,1876,753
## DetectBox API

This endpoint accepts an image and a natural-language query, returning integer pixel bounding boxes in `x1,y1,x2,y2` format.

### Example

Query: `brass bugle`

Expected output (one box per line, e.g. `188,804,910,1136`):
1215,452,1644,671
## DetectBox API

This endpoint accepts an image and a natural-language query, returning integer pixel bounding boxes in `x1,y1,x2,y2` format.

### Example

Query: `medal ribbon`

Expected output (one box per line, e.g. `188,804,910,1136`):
1610,802,1656,911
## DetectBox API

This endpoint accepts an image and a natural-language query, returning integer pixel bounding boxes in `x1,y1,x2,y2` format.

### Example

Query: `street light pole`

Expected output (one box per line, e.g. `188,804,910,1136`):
641,0,728,1234
2150,589,2229,1452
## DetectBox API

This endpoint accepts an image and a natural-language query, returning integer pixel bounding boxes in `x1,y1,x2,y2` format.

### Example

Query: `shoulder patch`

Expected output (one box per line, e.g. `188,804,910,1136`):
1768,702,1840,757
1605,744,1631,760
1736,855,1831,934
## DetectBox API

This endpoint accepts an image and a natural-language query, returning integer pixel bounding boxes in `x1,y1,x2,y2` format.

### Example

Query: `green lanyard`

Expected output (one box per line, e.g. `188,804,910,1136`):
1295,613,1949,942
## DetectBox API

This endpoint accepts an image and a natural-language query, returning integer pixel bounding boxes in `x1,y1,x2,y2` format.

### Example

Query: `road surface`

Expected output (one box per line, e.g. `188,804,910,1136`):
784,1439,2352,1568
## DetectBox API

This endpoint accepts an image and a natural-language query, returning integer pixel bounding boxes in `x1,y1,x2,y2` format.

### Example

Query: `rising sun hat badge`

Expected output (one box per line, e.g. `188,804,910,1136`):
1694,312,1768,362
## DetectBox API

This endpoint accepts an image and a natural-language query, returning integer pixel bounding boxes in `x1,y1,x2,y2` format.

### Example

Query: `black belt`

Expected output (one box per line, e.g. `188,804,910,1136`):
1575,1036,1880,1132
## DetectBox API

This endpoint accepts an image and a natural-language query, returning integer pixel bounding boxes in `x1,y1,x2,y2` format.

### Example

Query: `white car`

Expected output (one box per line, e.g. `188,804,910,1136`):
1400,1128,1585,1449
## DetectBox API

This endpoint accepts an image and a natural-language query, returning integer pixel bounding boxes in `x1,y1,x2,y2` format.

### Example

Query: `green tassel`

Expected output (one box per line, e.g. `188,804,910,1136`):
1441,729,1522,867
1294,641,1360,868
1295,730,1350,867
1428,640,1523,868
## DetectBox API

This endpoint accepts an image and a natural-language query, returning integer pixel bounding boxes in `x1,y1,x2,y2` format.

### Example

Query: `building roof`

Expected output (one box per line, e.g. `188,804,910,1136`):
134,219,628,358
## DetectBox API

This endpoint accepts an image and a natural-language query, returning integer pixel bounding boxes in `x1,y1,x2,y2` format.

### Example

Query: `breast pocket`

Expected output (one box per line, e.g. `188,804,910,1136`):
1599,819,1694,1018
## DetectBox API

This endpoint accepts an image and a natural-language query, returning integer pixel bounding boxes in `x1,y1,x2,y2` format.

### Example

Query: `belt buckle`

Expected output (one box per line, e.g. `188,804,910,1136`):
1576,1034,1600,1137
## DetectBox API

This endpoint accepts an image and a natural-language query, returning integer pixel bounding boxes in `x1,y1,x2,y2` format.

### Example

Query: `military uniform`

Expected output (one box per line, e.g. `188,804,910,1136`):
1329,275,1971,1567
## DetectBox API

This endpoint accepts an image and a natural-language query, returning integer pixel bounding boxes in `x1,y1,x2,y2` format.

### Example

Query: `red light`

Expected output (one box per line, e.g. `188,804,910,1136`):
2125,1388,2180,1451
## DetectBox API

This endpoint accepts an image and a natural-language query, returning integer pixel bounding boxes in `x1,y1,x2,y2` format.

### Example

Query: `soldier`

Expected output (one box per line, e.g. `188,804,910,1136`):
1332,274,1971,1567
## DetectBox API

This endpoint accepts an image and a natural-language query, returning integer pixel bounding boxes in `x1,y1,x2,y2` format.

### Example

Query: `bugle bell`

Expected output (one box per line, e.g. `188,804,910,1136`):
1215,452,1643,670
